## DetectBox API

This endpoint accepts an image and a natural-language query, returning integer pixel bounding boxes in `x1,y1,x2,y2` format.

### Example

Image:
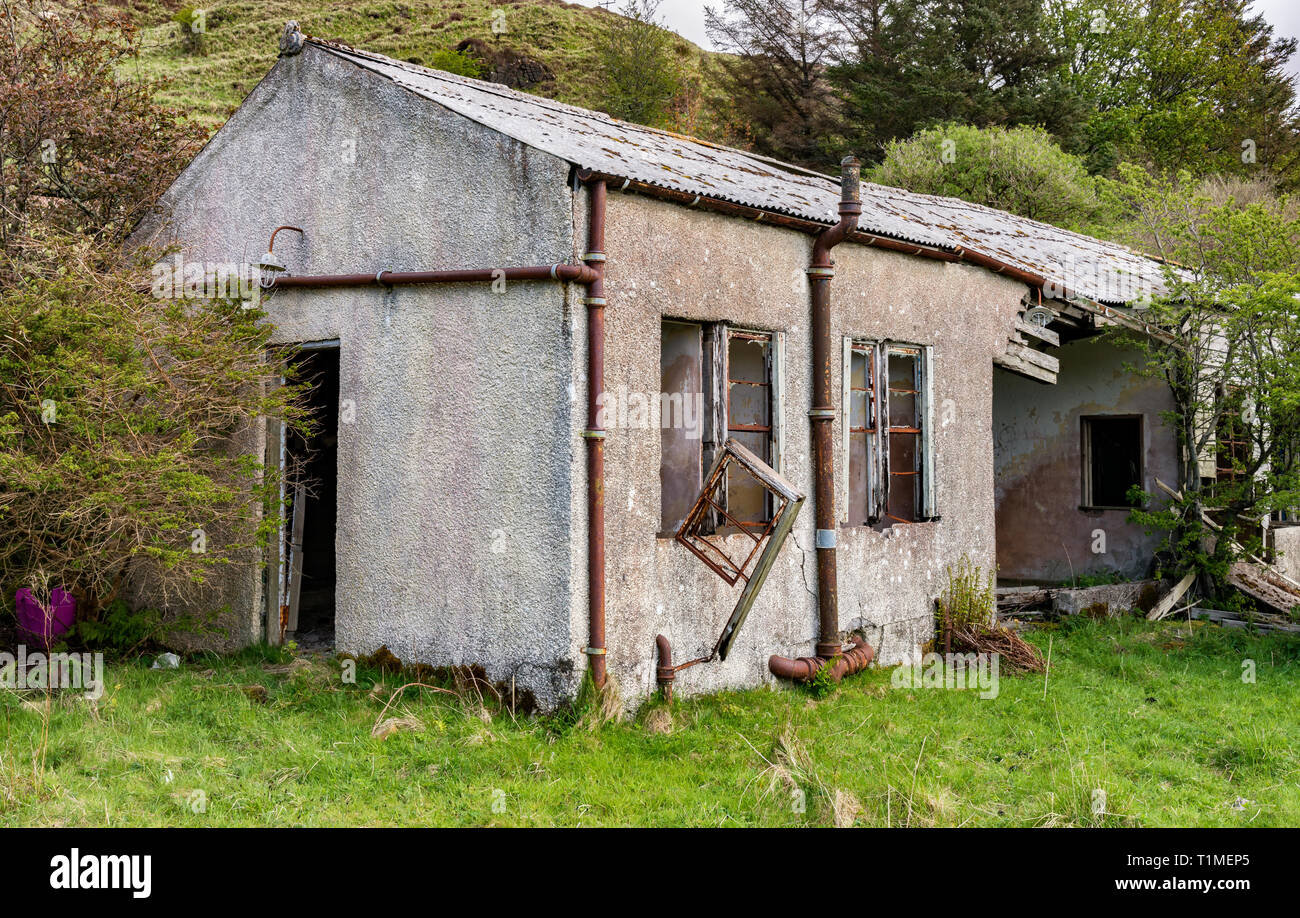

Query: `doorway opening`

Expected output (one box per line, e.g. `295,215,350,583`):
284,344,339,651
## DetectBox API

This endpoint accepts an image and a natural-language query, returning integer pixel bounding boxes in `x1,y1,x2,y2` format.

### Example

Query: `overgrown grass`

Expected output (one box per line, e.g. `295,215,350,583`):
2,617,1297,826
123,0,724,135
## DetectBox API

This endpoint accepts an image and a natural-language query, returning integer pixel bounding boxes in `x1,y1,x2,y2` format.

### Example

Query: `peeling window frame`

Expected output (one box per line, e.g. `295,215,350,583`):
841,337,937,526
660,319,785,537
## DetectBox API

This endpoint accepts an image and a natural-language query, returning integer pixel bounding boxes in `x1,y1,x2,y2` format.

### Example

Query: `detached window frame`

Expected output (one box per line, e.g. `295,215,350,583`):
659,319,785,535
1080,414,1144,510
841,338,937,526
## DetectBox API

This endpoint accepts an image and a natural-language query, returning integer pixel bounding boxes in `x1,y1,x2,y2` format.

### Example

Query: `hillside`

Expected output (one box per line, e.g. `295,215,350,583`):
124,0,725,137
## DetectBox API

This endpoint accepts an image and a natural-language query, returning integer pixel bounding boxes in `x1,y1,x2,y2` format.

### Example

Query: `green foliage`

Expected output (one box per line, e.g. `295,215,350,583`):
1103,165,1300,594
0,229,310,612
829,0,1086,163
1047,0,1300,182
1072,571,1130,588
807,659,838,699
426,49,484,78
172,8,207,55
72,598,228,654
73,599,167,653
936,555,996,637
872,123,1112,230
597,1,683,129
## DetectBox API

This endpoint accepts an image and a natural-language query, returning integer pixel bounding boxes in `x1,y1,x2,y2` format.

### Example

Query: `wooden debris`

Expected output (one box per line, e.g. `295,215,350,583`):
1190,607,1300,635
1227,561,1300,615
1146,571,1197,621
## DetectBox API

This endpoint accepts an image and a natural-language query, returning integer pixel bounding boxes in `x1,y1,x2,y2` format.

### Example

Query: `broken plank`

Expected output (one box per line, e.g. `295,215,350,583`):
1146,571,1196,620
1004,340,1060,373
994,349,1056,384
1015,318,1060,347
1227,561,1300,615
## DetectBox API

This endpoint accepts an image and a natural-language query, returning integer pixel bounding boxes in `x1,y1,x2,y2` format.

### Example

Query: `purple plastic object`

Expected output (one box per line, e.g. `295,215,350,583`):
14,588,77,649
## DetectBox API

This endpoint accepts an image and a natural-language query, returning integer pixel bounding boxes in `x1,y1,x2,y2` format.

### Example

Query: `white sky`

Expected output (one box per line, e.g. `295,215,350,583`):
571,0,1300,77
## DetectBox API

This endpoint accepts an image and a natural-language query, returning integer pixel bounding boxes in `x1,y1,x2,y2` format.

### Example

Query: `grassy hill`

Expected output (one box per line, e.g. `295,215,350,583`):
122,0,724,137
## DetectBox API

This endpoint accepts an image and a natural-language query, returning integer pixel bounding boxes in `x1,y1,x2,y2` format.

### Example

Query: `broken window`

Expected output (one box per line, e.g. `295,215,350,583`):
674,437,807,661
1215,387,1252,486
842,339,936,525
659,320,783,535
660,321,704,533
726,330,774,530
1081,415,1143,508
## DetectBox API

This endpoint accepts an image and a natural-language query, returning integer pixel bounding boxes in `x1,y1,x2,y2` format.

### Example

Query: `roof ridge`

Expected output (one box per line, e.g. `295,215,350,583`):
305,38,838,185
296,36,1170,303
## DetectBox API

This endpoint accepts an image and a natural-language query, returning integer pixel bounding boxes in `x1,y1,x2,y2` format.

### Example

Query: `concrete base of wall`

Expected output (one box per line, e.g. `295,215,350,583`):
1273,525,1300,584
1053,580,1162,617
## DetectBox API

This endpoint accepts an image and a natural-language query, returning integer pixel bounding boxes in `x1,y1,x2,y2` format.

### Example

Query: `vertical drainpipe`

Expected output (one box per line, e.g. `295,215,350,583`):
808,157,862,659
581,176,609,688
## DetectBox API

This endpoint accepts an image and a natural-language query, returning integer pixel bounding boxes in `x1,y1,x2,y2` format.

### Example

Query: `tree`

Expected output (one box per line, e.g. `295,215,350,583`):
597,0,683,128
1047,0,1300,182
1108,165,1300,596
0,0,306,624
871,122,1111,229
0,231,306,615
0,0,203,246
826,0,1087,162
705,0,843,169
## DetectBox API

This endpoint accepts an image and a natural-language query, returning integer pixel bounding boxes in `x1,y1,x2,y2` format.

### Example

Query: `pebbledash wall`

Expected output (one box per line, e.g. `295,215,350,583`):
992,338,1179,584
139,47,585,705
142,43,1033,709
596,194,1028,701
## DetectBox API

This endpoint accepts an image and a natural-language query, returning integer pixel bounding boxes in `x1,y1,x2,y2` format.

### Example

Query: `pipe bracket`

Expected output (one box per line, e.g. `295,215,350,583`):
585,296,608,307
582,430,606,440
582,647,607,656
816,529,837,549
807,408,836,419
582,251,607,263
806,266,835,278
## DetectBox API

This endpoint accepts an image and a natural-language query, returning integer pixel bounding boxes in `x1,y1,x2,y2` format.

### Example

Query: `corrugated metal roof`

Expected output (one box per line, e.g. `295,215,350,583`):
312,40,1169,306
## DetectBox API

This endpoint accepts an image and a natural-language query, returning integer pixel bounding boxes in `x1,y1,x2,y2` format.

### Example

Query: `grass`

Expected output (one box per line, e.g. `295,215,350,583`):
1,616,1297,826
121,0,724,136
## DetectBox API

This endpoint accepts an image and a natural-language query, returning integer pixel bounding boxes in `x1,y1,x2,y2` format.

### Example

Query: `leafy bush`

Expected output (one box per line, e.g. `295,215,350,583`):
872,123,1113,231
426,50,485,79
936,555,995,648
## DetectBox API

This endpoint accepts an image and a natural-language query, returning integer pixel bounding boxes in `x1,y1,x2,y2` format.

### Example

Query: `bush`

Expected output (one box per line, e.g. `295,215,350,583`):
872,123,1112,231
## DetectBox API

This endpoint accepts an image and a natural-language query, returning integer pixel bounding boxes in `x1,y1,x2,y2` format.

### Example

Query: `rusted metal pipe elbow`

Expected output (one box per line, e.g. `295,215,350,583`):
811,156,862,268
655,634,675,702
768,635,875,684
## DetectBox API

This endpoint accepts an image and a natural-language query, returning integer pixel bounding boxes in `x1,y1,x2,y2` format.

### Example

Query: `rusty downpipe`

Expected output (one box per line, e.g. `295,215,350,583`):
769,155,875,684
581,175,609,689
655,634,674,701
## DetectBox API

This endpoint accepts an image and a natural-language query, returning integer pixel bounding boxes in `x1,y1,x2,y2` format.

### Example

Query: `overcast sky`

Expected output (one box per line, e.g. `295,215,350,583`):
572,0,1300,78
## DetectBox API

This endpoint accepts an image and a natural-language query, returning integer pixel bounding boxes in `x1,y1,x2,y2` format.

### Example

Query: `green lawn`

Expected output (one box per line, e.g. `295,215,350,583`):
1,616,1296,826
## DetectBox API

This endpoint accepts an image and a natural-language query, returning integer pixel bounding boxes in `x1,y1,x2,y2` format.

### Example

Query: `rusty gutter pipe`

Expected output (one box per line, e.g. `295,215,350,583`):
583,173,1168,342
768,635,875,683
269,264,597,289
579,173,609,689
769,156,875,684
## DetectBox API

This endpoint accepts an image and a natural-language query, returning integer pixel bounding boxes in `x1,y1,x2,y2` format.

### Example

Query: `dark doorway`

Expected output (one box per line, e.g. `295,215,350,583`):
285,345,339,650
